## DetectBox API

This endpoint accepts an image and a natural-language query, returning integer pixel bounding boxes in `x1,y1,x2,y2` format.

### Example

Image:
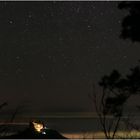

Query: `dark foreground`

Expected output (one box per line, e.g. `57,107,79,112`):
0,121,67,139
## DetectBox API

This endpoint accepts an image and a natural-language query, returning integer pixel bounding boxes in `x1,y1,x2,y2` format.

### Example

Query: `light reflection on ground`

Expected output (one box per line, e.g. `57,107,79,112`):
63,131,140,139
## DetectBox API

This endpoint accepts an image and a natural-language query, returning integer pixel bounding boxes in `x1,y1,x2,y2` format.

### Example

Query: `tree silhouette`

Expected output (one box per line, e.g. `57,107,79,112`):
91,65,140,138
0,102,7,110
90,2,140,138
91,70,128,138
118,2,140,42
118,2,140,133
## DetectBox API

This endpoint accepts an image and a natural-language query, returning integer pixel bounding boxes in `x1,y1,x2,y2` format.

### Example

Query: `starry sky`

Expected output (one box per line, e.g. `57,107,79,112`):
0,1,140,115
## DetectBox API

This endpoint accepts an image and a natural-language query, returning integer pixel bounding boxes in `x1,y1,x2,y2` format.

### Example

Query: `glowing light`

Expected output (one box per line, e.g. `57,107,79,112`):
32,122,44,132
42,131,46,135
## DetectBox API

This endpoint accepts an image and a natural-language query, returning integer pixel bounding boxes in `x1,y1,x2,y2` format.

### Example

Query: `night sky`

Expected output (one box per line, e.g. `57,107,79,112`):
0,1,140,115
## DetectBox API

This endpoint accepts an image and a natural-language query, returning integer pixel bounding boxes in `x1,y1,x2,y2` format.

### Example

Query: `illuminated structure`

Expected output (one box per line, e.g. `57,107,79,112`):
32,122,44,132
1,120,66,138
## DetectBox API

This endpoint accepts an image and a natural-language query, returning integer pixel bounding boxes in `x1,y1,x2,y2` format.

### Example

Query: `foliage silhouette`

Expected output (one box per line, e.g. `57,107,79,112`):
118,2,140,42
90,3,140,138
91,65,140,138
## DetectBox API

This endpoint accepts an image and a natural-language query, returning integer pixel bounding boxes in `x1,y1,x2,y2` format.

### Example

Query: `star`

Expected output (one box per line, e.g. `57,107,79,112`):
28,14,33,18
100,12,104,16
9,20,14,24
87,25,92,31
118,20,121,24
16,56,20,60
95,46,100,49
40,73,46,80
123,55,127,59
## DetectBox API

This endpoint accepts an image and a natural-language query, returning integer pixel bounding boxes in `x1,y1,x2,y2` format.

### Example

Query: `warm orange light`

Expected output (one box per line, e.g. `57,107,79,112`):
32,122,43,132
